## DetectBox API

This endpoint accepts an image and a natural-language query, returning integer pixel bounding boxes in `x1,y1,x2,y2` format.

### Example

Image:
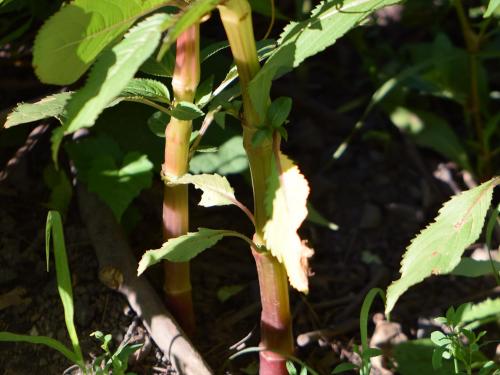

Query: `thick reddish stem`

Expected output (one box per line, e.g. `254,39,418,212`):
162,24,200,336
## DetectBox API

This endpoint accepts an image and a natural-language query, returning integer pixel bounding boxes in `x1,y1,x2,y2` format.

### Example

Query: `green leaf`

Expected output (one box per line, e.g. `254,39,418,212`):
119,78,170,103
4,92,72,127
169,173,237,207
138,228,245,273
195,76,214,108
484,0,500,17
331,362,357,374
189,135,248,175
307,203,338,231
157,0,221,59
385,177,499,315
360,288,385,352
390,107,471,171
451,257,500,277
394,339,454,375
86,152,154,221
140,48,175,77
33,0,170,84
263,153,313,292
267,96,292,129
457,298,500,323
147,111,169,137
169,101,204,120
286,361,297,375
249,0,401,117
0,332,79,365
51,13,171,162
216,284,246,302
45,211,83,365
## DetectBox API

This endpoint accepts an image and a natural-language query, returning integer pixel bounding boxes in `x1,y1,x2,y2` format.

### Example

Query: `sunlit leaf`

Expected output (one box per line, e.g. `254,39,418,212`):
169,101,204,120
170,173,237,207
4,92,72,127
119,78,170,103
484,0,500,17
138,228,246,274
45,211,83,364
51,13,172,162
386,177,499,314
263,153,313,292
33,0,170,84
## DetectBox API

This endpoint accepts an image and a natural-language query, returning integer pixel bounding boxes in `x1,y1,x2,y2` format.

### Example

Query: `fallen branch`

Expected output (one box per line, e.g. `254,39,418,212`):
77,183,212,375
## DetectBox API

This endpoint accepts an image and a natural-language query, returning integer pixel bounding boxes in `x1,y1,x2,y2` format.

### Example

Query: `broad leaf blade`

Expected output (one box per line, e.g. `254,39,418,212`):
51,13,171,162
385,177,499,315
484,0,500,17
119,78,170,103
87,152,153,221
263,153,313,292
169,101,204,120
249,0,401,117
172,173,237,207
4,92,72,127
46,211,83,364
458,298,500,323
138,228,229,274
33,0,170,84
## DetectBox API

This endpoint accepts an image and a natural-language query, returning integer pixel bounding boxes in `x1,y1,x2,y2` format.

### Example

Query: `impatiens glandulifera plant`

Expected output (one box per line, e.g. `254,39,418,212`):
4,0,408,372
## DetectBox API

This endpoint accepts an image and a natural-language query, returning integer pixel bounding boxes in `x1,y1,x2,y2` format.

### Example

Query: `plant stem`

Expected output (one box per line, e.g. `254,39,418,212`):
218,0,294,373
453,0,491,178
162,24,200,336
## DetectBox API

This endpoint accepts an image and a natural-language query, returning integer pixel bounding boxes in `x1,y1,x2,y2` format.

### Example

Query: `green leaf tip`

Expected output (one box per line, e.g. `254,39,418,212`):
385,177,499,315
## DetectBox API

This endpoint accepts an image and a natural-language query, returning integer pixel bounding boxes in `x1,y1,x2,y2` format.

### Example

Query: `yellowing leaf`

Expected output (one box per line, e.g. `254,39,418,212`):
171,173,237,207
263,153,313,292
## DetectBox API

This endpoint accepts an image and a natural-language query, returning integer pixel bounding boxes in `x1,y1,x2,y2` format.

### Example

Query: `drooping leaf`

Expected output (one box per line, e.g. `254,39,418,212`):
138,228,243,274
385,177,499,315
263,153,313,292
4,92,72,128
51,13,172,162
157,0,221,59
45,211,83,365
190,135,248,174
390,107,472,171
119,78,170,103
484,0,500,17
169,101,204,120
33,0,170,84
170,173,237,207
249,0,401,117
451,257,500,277
0,332,79,365
86,152,154,221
